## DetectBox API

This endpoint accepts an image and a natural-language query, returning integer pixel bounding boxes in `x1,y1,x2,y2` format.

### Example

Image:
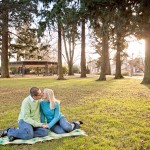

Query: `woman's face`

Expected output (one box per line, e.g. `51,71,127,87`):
42,92,47,100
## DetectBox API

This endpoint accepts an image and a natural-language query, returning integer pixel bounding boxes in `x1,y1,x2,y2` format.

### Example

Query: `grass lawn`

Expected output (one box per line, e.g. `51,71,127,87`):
0,76,150,150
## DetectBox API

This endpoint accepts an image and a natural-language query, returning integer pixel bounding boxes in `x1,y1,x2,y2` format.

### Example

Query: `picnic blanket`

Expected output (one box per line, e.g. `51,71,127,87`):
0,129,87,145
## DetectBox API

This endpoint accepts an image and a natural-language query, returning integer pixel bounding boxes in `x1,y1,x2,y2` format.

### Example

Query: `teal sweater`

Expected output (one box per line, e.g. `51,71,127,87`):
18,95,42,127
40,101,63,129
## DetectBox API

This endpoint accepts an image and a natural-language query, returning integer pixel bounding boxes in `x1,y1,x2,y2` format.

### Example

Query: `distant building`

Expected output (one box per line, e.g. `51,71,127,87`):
87,59,100,74
87,57,144,75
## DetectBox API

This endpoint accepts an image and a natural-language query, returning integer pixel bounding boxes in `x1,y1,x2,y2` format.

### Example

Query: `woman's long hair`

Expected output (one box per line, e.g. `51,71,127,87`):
43,88,60,109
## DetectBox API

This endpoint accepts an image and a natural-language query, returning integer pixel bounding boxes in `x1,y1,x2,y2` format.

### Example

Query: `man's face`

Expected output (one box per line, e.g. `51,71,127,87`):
33,89,43,100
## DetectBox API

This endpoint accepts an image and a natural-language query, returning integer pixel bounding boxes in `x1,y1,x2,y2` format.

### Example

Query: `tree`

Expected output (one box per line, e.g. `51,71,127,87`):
85,0,113,80
0,0,38,78
80,0,87,78
57,21,65,79
10,21,51,61
38,0,68,80
10,22,38,61
133,1,150,84
112,0,130,79
1,0,9,77
93,20,111,81
80,17,87,77
62,6,79,76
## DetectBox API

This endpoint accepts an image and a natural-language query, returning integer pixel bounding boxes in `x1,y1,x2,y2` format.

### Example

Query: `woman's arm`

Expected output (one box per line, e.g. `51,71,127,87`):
40,103,46,123
48,102,60,129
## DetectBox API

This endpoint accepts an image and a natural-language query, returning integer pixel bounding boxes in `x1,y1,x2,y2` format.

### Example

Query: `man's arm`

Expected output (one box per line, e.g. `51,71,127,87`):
22,100,43,127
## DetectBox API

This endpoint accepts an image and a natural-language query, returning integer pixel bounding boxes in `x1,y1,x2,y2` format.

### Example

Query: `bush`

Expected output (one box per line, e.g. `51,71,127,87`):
86,66,90,74
62,66,68,74
73,65,80,73
133,73,144,76
10,67,17,74
49,66,57,75
122,72,129,76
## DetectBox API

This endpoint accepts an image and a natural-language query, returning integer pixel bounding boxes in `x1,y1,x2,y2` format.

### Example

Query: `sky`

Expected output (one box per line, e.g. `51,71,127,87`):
127,39,145,59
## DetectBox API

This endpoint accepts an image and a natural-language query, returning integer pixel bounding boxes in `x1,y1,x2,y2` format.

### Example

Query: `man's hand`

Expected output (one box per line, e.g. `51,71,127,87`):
41,124,48,128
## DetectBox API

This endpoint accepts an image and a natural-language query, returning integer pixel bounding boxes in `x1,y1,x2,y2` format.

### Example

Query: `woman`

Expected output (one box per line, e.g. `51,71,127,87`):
40,88,83,134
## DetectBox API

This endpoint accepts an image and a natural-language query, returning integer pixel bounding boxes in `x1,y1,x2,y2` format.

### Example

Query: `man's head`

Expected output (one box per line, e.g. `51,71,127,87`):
30,87,42,100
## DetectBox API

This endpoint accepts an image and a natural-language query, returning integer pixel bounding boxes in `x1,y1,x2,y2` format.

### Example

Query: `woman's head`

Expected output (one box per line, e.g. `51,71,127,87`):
42,88,59,109
42,88,54,101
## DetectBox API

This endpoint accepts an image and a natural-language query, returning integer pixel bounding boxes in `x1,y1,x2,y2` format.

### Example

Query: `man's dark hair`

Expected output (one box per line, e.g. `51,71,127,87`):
30,87,39,97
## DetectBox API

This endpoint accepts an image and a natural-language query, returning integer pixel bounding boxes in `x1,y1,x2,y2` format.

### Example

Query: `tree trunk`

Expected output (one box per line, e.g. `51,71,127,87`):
98,34,107,81
80,18,86,78
68,61,74,75
57,23,65,80
1,0,9,78
105,34,111,75
62,27,75,76
115,34,123,79
141,26,150,84
68,36,74,75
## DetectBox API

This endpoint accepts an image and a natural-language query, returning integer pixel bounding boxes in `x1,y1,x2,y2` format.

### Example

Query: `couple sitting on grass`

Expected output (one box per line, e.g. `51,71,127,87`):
0,87,83,142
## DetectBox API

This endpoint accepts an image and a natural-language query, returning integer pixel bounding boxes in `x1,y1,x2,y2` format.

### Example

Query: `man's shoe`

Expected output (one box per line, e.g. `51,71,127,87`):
9,136,15,142
79,121,83,125
0,128,10,138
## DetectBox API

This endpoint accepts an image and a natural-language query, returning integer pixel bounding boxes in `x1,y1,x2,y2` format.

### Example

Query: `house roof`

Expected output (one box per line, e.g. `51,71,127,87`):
9,60,57,68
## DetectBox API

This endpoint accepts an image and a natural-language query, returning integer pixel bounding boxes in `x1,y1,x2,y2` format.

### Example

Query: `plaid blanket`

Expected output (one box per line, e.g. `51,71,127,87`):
0,129,87,145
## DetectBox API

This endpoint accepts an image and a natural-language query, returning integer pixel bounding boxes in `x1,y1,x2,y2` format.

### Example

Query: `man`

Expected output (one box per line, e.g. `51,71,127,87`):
0,87,48,142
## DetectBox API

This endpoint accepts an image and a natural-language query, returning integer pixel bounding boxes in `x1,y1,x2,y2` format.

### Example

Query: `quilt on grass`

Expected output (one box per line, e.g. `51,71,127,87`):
0,129,87,145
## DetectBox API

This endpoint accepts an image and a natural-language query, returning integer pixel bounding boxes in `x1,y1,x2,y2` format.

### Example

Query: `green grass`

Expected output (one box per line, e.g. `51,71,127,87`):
0,76,150,150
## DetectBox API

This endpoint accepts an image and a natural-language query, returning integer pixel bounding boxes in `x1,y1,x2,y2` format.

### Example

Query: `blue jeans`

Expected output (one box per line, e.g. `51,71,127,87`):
7,119,48,140
50,117,80,134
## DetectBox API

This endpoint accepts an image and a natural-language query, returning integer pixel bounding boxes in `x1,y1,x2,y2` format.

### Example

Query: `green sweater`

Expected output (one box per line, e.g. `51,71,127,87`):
18,95,42,127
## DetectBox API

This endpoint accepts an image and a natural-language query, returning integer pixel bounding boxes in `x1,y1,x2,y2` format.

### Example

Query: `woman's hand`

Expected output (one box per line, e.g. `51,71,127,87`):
41,124,49,128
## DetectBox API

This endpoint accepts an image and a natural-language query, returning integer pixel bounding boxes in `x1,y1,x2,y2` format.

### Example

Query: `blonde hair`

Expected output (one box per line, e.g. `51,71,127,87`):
43,88,60,109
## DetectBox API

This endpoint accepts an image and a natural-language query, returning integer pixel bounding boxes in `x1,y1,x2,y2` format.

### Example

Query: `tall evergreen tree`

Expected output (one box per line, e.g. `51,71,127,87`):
80,17,86,77
79,0,87,78
38,0,69,80
113,0,131,79
132,0,150,84
84,0,113,80
10,21,38,61
62,5,79,76
1,0,9,77
0,0,38,78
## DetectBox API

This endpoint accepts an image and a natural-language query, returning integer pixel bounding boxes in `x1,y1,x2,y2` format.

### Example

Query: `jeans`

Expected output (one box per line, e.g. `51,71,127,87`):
7,119,48,140
50,117,80,134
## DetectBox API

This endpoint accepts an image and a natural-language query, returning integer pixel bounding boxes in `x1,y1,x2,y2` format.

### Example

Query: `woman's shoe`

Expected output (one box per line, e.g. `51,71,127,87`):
0,128,10,138
74,121,83,125
79,121,83,124
73,122,80,130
